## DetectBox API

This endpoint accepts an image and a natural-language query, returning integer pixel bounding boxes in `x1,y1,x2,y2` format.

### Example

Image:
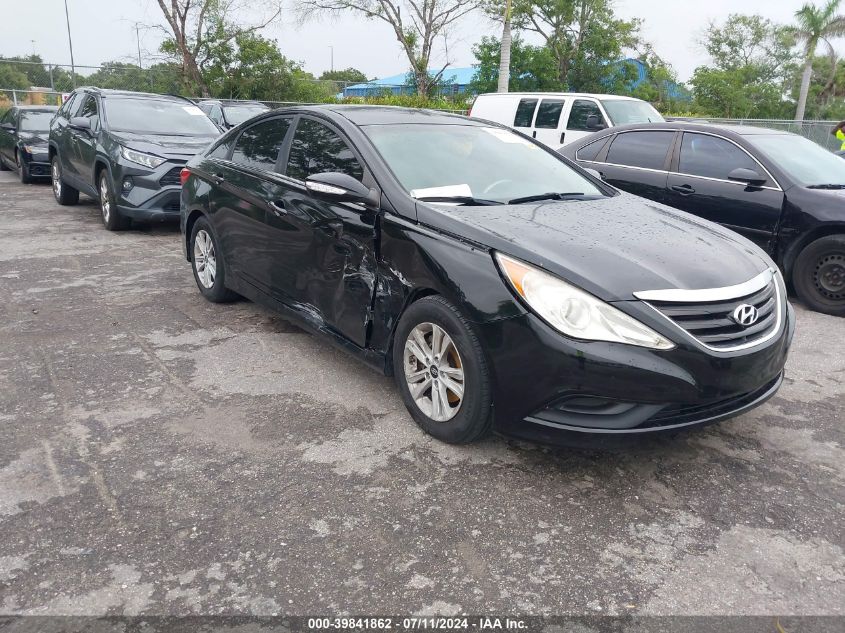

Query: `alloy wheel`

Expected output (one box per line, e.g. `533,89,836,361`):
403,322,465,422
52,161,61,199
193,229,217,289
100,176,111,222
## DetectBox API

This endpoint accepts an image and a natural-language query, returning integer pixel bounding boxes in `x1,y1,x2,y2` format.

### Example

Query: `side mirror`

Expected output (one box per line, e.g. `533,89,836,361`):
0,122,14,131
586,114,607,131
728,167,766,186
584,167,603,180
305,172,378,207
69,117,92,132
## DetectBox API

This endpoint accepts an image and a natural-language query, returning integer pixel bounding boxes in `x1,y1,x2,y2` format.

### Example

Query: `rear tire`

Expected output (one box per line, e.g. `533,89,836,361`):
793,235,845,316
17,153,32,184
51,156,79,205
0,155,9,171
99,170,129,231
190,217,237,303
392,295,493,444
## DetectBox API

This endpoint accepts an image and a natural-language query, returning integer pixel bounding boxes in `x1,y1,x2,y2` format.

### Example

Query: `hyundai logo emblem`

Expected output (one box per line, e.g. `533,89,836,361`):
732,303,759,327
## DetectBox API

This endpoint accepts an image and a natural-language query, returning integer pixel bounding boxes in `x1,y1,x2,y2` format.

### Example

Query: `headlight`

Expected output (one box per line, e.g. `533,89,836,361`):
23,145,45,155
120,146,166,169
495,253,675,350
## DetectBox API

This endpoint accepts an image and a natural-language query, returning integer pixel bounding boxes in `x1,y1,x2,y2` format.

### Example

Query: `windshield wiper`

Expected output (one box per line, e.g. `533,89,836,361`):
416,196,503,206
807,183,845,189
507,192,589,204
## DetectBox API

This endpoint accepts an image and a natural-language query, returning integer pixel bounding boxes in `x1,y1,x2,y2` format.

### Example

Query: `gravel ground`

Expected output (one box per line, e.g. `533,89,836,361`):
0,172,842,618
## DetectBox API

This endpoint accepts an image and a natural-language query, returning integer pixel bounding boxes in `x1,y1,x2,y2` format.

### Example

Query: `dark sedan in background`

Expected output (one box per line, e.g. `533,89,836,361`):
560,122,845,316
0,105,57,183
179,105,793,448
49,88,221,230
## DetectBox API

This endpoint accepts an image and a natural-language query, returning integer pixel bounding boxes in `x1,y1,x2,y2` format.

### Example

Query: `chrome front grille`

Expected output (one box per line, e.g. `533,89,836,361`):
634,269,782,352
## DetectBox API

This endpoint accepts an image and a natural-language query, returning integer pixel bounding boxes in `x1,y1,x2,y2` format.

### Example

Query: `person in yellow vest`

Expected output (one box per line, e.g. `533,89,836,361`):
833,120,845,150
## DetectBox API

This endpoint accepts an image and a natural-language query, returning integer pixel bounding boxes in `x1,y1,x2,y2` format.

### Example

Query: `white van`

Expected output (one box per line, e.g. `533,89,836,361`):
468,92,664,148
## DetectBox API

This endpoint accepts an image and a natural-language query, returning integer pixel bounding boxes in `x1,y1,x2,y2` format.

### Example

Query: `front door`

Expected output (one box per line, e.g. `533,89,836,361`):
0,109,14,166
69,94,100,190
271,115,378,348
665,132,785,252
564,99,609,147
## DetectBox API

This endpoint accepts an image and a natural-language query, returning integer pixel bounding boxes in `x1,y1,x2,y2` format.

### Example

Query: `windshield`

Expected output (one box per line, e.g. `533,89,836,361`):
224,104,268,126
105,98,220,136
600,99,664,125
19,111,54,133
747,134,845,187
363,123,604,204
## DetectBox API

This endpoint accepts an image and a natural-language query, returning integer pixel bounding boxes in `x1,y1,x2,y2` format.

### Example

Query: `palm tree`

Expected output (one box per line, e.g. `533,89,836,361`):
497,0,513,92
794,0,845,121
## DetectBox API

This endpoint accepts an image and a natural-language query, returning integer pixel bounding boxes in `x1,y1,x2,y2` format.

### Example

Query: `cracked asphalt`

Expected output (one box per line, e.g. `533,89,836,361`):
0,171,843,617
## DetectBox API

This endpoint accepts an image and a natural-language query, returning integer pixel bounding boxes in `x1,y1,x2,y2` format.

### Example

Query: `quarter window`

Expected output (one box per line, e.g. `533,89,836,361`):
513,98,538,128
286,118,363,182
231,118,291,172
606,131,675,170
567,100,606,131
534,99,565,129
576,136,611,162
679,133,761,182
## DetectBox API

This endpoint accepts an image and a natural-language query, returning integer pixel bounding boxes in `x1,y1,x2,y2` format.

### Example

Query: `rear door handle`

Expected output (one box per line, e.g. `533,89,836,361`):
670,184,695,195
559,132,566,144
212,174,225,186
269,200,287,216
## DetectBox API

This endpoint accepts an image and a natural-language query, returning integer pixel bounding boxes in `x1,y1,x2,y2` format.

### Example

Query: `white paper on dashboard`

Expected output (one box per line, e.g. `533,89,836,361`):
410,184,473,199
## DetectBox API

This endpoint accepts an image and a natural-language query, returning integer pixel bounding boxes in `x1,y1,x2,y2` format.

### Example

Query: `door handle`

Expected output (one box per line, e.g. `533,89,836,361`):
212,174,225,186
532,131,537,138
269,200,287,217
670,184,695,195
559,132,566,144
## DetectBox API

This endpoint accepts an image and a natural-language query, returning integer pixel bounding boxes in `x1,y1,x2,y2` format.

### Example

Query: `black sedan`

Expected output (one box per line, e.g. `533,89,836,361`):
0,105,57,183
180,106,794,447
559,121,845,316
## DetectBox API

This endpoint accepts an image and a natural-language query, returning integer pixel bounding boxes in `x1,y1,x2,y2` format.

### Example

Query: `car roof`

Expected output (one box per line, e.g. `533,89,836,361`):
76,87,195,103
300,104,479,126
476,92,644,101
607,121,795,138
202,99,268,107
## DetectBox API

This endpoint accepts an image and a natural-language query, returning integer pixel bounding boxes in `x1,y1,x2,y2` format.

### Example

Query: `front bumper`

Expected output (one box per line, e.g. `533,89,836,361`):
21,151,50,177
477,302,795,448
114,161,184,223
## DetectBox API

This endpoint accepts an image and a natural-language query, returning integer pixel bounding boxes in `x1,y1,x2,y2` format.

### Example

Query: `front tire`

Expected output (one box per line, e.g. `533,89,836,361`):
793,235,845,317
17,153,32,184
190,217,237,303
392,296,492,444
51,156,79,205
99,171,129,231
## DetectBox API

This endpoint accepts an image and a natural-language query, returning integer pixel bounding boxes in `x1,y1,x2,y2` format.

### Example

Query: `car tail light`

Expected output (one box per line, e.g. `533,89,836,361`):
179,167,191,186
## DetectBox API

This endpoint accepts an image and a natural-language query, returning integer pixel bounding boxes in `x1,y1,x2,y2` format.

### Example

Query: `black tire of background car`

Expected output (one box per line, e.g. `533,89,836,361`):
51,156,79,206
392,295,493,444
190,217,238,303
99,171,130,231
793,235,845,317
17,153,32,185
0,155,9,171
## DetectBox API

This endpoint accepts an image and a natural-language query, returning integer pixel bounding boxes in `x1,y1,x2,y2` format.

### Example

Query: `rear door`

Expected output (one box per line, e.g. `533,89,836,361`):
273,115,378,347
597,130,676,202
531,98,567,147
666,132,785,251
565,99,609,146
207,116,293,291
511,97,538,137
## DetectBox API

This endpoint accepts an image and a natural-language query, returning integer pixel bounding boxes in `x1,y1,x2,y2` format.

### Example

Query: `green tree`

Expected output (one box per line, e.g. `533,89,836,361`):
690,14,797,118
793,0,845,121
319,68,368,83
470,35,558,92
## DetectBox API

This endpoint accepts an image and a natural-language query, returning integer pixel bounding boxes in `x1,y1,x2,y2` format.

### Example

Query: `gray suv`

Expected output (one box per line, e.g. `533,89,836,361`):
49,88,221,230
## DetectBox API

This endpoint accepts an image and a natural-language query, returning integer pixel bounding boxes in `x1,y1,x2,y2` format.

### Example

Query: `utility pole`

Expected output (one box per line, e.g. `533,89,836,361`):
136,24,143,69
329,46,334,72
63,0,76,87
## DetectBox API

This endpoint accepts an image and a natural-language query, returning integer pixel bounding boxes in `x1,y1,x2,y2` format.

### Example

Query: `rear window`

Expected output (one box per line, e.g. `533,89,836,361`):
606,131,675,170
513,98,538,128
534,99,565,129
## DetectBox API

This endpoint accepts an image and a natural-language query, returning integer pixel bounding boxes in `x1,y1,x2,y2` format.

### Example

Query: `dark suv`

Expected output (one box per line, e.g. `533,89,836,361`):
48,88,221,230
0,105,57,183
197,99,269,129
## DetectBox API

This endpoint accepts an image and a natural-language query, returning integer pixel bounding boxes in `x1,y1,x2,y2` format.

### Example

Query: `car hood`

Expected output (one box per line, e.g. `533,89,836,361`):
416,192,771,302
20,133,49,146
111,132,217,159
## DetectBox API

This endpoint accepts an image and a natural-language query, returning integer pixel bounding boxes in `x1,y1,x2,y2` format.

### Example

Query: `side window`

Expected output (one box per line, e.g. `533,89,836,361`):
567,100,606,131
230,117,291,172
208,139,232,160
286,118,364,182
209,105,223,125
513,98,538,128
576,136,611,162
534,99,565,129
679,133,761,182
0,109,13,125
77,95,100,131
60,93,80,118
606,131,675,170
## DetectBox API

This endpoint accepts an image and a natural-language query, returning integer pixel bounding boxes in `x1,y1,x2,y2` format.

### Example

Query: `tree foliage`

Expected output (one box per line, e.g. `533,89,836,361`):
470,36,558,92
793,0,845,120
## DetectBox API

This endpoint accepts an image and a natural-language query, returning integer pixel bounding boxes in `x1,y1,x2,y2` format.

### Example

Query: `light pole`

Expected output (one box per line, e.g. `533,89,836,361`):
63,0,76,87
329,46,334,73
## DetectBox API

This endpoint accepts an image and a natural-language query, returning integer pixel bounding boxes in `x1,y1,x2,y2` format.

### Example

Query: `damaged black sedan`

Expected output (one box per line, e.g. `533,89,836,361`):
180,106,794,447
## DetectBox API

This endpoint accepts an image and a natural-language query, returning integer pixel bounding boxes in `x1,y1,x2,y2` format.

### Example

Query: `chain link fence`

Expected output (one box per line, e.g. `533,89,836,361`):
668,117,842,152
